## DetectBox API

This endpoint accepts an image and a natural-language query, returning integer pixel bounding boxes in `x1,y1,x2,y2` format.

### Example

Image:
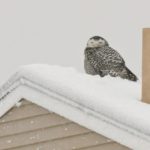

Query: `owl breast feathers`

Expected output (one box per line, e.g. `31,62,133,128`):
84,36,138,81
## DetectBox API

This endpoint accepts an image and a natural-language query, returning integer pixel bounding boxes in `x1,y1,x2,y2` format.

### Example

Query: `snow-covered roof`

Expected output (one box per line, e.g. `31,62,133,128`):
0,64,149,150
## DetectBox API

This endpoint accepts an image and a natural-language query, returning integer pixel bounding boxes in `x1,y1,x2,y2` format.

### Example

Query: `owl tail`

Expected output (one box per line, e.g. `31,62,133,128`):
119,66,138,82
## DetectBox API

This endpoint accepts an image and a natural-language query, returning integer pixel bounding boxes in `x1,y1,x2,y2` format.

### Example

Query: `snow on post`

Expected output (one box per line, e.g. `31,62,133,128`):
142,28,150,103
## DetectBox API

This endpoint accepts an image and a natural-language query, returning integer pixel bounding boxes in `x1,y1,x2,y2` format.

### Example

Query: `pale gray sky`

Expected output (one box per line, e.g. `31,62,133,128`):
0,0,149,84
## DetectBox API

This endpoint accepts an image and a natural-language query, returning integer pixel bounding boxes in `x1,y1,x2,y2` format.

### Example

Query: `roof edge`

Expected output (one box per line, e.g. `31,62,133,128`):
0,76,150,150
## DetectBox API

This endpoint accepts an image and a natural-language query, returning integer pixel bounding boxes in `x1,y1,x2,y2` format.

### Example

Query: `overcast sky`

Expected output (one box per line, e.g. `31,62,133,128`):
0,0,149,84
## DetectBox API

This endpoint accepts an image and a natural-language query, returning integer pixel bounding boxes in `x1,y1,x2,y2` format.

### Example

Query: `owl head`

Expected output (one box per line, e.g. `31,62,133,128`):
87,36,109,48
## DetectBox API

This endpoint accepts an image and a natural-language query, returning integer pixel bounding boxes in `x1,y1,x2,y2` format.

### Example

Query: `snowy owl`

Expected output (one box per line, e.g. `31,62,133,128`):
84,36,138,81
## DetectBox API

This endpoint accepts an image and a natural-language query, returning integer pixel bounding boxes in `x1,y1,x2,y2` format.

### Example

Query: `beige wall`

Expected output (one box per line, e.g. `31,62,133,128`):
0,99,130,150
142,28,150,103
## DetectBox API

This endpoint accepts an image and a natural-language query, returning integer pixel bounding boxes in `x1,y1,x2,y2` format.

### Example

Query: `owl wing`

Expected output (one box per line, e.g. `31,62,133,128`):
87,46,125,72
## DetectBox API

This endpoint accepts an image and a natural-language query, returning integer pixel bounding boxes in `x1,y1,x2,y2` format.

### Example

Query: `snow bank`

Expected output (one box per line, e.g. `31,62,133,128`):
17,65,146,131
0,64,150,150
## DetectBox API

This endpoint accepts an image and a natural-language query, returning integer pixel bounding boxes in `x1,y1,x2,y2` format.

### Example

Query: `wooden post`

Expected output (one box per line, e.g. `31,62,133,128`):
142,28,150,103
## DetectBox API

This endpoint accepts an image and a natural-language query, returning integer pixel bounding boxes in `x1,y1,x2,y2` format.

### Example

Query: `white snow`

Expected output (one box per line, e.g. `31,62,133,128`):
0,64,149,150
15,101,22,107
64,127,68,131
30,120,34,124
17,65,143,131
6,140,12,144
1,119,5,123
29,136,36,140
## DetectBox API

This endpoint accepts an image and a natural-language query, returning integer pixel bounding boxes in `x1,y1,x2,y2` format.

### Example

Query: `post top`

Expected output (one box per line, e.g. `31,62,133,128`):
143,28,150,31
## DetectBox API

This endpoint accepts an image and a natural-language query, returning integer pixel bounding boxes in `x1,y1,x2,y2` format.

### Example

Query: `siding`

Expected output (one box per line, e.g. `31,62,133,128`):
0,99,131,150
